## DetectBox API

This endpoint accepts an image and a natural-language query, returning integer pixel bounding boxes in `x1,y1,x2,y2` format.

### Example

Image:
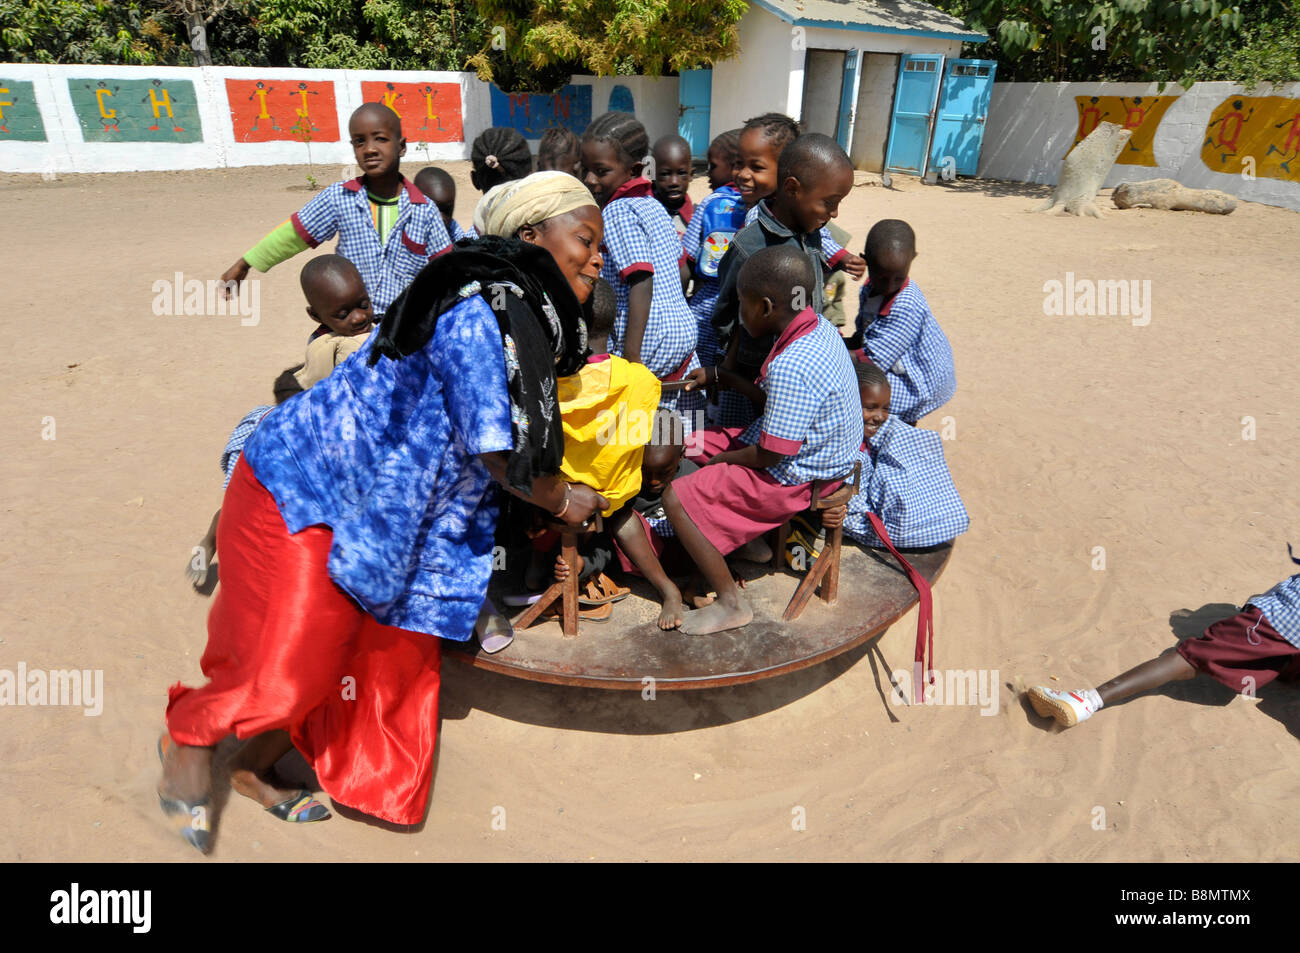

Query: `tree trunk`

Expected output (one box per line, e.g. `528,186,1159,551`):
187,11,213,67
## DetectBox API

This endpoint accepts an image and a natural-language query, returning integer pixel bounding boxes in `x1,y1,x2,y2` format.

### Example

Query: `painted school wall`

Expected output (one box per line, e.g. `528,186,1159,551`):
979,81,1300,212
709,4,960,144
0,63,679,174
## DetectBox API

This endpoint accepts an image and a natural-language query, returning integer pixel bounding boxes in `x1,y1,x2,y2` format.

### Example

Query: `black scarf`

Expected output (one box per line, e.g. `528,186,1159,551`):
369,236,587,493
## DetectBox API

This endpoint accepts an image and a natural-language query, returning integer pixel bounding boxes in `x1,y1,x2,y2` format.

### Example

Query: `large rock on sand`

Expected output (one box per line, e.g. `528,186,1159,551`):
1113,178,1237,214
1034,121,1131,218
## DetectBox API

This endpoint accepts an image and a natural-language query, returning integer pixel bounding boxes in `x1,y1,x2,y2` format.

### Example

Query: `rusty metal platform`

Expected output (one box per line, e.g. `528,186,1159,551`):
446,543,952,690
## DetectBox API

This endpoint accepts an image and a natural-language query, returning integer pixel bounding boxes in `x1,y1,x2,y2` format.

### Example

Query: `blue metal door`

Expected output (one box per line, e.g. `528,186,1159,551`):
884,54,944,175
836,49,859,151
678,69,712,158
928,59,997,178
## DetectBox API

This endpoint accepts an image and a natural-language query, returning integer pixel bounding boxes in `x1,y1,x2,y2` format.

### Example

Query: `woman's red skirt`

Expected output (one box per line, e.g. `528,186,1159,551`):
166,455,442,826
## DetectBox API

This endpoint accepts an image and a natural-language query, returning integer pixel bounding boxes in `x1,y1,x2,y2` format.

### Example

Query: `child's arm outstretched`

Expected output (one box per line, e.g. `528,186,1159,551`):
221,190,344,298
683,365,766,411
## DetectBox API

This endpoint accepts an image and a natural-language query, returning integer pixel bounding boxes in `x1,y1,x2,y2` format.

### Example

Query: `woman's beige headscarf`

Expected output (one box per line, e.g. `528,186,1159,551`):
474,170,596,238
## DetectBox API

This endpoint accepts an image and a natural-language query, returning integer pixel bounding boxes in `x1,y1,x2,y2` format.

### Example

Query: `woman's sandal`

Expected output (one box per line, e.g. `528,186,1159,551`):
540,599,613,623
579,572,631,607
265,790,331,823
156,734,213,855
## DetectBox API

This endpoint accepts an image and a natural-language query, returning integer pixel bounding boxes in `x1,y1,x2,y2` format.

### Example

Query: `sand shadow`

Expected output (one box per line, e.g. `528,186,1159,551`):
959,177,1056,200
440,630,907,736
1023,603,1300,738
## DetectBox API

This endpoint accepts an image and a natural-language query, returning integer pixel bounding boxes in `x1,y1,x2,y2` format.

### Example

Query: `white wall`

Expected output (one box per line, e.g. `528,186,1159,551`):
979,80,1300,212
710,6,960,156
0,63,680,174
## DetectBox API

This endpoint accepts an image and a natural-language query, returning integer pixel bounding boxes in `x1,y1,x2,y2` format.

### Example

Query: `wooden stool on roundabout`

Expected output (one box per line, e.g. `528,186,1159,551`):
457,470,952,691
511,514,602,638
771,461,862,621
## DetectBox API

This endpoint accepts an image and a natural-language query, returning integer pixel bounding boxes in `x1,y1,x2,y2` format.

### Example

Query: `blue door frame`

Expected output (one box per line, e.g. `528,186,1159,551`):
884,54,945,176
678,69,712,158
928,59,998,177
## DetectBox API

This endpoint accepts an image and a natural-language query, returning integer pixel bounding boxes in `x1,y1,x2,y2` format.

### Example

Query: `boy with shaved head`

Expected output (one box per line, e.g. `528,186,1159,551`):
711,133,856,429
220,102,451,319
846,219,955,424
660,245,862,634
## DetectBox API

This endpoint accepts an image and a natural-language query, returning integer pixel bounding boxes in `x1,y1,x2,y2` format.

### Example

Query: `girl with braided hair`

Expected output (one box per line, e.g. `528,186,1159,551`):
580,111,705,436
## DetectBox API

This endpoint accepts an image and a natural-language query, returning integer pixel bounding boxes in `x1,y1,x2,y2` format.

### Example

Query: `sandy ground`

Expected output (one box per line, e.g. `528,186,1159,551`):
2,159,1299,863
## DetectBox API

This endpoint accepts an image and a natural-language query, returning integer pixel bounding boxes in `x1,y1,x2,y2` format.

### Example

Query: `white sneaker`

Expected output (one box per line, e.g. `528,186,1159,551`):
1027,686,1099,727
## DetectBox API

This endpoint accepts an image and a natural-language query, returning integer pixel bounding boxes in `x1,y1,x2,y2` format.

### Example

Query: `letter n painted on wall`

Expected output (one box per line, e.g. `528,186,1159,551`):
1066,95,1177,166
69,77,203,142
0,80,47,141
489,84,593,139
1201,96,1300,182
226,79,340,143
360,81,462,143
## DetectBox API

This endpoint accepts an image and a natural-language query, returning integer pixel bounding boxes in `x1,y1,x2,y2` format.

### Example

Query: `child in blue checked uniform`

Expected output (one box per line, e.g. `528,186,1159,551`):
1029,553,1300,729
664,246,863,635
682,129,745,374
846,219,955,425
580,112,704,435
220,103,451,319
841,359,969,550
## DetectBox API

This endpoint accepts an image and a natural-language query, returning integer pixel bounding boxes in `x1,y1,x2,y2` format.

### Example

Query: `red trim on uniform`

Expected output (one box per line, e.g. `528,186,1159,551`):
290,212,321,249
677,194,694,225
431,245,451,258
759,306,819,381
659,351,696,383
342,177,364,192
758,431,802,456
608,177,654,202
827,247,848,269
619,262,654,280
401,231,427,256
401,176,428,204
677,250,689,268
875,278,911,317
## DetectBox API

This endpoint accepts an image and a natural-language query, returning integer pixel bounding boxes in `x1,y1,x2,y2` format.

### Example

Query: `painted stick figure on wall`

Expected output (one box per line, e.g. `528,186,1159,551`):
1119,96,1156,152
1077,96,1111,141
142,79,185,133
247,81,282,132
0,87,14,134
379,82,404,115
417,85,447,133
86,81,121,132
289,82,320,139
1264,112,1300,174
1205,100,1255,163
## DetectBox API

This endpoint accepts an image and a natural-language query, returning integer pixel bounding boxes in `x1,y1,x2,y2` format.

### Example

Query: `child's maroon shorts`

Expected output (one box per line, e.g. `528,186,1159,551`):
673,425,841,556
1176,605,1300,692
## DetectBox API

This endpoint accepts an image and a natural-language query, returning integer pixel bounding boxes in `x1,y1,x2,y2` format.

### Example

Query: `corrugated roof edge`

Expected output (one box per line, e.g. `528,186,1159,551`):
749,0,989,42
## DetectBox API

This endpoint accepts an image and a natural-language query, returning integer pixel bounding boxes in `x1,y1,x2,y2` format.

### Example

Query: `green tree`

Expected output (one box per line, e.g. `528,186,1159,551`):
466,0,748,92
933,0,1300,85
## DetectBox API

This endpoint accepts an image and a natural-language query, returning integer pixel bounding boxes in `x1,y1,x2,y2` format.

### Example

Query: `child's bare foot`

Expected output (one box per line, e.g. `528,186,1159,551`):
659,592,686,629
679,596,753,635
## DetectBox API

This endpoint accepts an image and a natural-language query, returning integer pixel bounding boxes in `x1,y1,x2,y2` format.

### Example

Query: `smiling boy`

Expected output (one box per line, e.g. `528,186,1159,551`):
220,103,451,318
710,134,855,428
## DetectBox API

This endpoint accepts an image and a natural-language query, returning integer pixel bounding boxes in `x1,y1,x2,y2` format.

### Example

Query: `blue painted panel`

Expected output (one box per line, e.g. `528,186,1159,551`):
609,84,634,114
928,59,997,177
678,68,712,157
884,54,944,175
489,83,593,139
